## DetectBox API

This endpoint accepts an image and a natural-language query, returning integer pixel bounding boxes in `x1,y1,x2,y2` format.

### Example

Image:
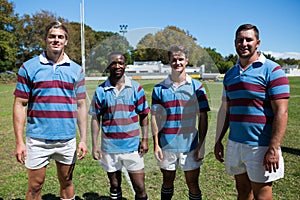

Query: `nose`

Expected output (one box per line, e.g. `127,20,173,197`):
241,39,247,45
54,36,60,41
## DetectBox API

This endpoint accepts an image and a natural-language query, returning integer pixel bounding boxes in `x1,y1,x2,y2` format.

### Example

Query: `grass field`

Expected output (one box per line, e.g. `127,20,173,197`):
0,77,299,200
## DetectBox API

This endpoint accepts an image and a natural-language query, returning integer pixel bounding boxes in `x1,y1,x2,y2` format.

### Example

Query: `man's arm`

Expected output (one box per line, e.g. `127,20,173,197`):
264,98,289,172
214,100,230,162
194,111,208,162
91,114,101,160
138,113,149,156
151,114,163,162
77,99,88,160
13,97,28,164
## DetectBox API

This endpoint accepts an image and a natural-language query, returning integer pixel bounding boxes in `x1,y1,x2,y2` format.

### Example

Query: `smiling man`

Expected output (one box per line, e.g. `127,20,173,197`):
151,44,210,200
89,52,150,200
214,24,290,200
13,21,87,200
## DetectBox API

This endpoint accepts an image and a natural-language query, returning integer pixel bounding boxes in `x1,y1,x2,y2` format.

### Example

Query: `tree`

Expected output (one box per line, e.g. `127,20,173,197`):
66,22,115,65
85,33,133,73
225,54,238,65
199,48,224,73
135,26,204,66
0,0,18,72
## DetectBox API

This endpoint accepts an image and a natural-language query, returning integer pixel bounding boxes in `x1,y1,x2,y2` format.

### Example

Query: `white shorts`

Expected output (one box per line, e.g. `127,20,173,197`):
225,140,284,183
158,150,202,171
25,137,76,169
99,151,144,173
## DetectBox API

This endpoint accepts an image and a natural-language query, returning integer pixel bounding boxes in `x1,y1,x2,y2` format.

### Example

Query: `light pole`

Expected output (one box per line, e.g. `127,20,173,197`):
119,25,128,50
119,24,128,37
80,0,85,71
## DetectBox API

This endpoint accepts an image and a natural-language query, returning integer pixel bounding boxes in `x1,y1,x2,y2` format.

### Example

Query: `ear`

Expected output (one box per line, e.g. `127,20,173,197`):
256,39,261,49
65,40,68,46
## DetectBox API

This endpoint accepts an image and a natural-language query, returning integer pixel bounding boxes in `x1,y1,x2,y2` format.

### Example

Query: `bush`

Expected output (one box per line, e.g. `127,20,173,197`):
0,72,17,84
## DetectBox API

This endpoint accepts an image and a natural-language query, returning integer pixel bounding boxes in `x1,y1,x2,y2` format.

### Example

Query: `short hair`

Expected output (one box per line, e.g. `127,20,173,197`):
44,21,69,40
108,52,126,63
235,24,259,40
168,44,189,60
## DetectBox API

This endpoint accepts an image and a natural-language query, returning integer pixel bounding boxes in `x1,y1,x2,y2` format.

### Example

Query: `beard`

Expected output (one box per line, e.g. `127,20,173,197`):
237,48,256,59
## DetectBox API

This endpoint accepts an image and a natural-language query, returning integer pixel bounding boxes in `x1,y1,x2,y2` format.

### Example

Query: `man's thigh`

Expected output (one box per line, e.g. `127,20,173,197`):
56,161,75,182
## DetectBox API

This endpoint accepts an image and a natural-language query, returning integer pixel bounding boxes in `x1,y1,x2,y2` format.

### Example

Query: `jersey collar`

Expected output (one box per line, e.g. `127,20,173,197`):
40,51,71,66
104,75,132,91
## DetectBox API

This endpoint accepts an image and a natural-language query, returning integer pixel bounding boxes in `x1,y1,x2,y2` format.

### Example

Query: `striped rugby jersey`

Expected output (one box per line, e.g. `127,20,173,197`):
89,75,150,153
14,52,86,140
151,75,210,152
224,54,290,146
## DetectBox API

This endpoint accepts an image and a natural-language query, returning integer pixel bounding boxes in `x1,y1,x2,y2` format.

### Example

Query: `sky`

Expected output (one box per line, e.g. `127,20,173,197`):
11,0,300,59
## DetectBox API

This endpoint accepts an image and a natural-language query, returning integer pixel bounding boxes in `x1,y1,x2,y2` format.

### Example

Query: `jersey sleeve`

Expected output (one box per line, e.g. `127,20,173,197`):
135,85,150,115
267,66,290,100
14,64,31,99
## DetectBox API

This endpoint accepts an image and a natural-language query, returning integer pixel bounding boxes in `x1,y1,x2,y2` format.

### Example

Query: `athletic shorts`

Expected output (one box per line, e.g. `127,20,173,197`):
225,140,284,183
158,150,202,171
99,151,144,172
25,137,77,169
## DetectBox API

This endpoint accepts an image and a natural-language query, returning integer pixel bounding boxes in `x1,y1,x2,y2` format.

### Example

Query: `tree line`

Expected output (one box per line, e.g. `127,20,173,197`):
1,0,299,75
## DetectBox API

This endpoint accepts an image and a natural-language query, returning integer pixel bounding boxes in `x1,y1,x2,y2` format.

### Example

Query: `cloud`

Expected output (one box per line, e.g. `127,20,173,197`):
263,51,300,60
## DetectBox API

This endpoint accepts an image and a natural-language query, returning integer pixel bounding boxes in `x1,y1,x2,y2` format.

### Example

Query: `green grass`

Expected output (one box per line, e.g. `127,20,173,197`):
0,77,299,200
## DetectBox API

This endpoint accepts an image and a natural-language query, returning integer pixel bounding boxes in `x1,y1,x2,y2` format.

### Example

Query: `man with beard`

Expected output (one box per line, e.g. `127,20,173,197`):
13,21,87,200
214,24,290,200
89,52,149,200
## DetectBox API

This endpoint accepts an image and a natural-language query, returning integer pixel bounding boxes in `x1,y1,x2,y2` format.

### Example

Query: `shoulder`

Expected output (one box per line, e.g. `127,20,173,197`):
190,78,202,86
130,79,141,87
22,56,40,68
224,65,238,82
129,79,145,93
97,81,107,90
69,60,83,71
225,64,238,75
264,59,282,71
154,78,169,88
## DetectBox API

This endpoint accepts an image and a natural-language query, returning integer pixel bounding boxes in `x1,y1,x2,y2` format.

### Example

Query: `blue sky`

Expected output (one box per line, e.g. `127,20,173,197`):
11,0,300,59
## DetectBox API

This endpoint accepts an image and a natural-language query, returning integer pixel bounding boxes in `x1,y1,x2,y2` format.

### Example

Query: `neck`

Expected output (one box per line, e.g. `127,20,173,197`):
239,52,260,69
109,75,125,87
46,50,65,64
171,70,186,85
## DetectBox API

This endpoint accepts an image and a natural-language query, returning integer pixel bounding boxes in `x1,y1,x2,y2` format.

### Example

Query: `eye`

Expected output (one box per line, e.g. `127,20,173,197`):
48,35,56,39
236,38,253,43
172,58,185,62
48,35,65,39
111,61,125,65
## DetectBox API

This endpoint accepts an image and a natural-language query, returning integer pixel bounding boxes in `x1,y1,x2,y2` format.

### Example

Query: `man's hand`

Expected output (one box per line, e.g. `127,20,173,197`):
214,141,224,163
15,142,26,164
77,141,88,160
194,145,205,162
154,145,164,162
138,140,149,156
263,147,280,173
92,145,102,160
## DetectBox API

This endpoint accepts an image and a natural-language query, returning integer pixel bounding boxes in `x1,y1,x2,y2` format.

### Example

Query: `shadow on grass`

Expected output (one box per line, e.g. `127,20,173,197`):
82,192,128,200
5,193,128,200
33,193,129,200
282,146,300,156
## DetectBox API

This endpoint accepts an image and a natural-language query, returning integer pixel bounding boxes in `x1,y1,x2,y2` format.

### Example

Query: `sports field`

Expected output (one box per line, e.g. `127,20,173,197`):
0,77,299,199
